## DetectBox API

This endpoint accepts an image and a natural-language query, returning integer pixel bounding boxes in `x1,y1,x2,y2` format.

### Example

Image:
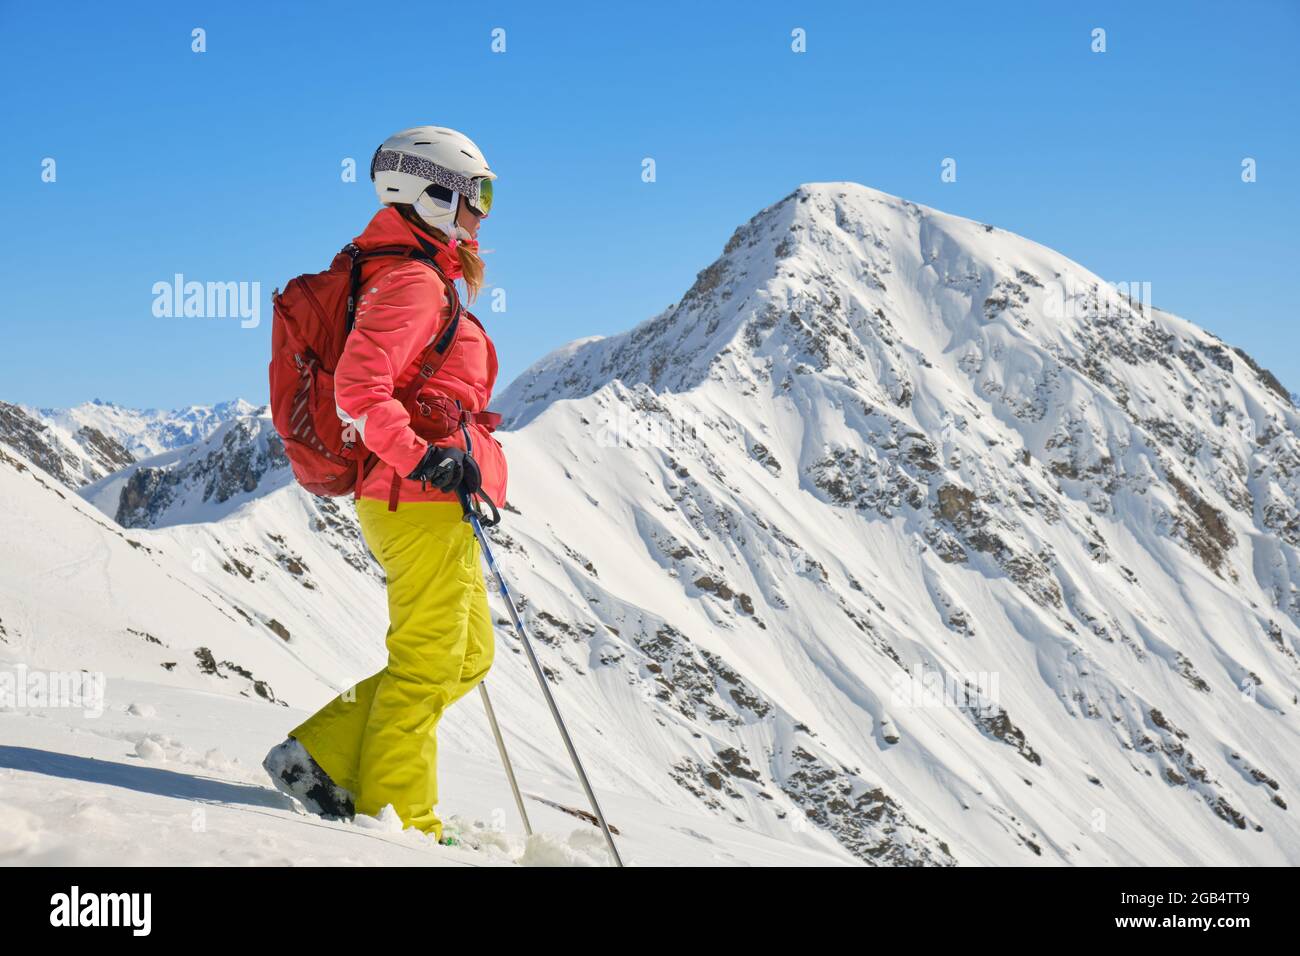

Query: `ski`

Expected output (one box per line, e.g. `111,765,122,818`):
525,793,622,835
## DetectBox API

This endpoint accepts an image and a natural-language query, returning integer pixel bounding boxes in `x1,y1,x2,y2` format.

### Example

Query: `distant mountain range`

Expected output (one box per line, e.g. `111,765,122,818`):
0,397,260,489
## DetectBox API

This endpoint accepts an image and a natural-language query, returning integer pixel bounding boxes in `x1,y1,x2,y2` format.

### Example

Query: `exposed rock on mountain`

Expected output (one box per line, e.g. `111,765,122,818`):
0,400,134,486
81,412,291,528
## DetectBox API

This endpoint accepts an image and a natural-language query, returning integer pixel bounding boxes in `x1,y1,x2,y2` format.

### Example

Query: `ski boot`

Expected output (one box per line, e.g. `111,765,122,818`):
262,737,355,821
436,816,480,849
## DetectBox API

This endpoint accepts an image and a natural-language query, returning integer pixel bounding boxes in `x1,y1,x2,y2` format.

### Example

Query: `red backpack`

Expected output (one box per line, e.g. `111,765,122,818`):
268,243,463,497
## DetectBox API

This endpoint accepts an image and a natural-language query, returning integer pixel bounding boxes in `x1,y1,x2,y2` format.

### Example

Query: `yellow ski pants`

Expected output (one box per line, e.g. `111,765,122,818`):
290,498,494,840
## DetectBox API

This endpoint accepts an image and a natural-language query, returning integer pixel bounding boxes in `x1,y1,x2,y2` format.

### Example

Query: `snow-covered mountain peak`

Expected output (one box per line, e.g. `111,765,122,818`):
500,182,1069,423
503,181,1292,428
481,182,1300,863
32,397,261,462
81,409,292,528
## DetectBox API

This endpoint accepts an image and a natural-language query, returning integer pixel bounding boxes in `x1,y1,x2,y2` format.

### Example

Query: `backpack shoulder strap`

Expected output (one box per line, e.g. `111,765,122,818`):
343,243,461,334
342,241,465,424
398,235,465,394
397,307,463,406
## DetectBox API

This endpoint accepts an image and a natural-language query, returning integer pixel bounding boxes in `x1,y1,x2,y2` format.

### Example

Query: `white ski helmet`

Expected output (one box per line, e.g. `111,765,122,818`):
370,126,496,235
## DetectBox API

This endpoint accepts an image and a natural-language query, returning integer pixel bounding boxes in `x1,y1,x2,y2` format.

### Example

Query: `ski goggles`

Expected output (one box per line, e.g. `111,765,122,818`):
468,176,493,217
423,180,493,219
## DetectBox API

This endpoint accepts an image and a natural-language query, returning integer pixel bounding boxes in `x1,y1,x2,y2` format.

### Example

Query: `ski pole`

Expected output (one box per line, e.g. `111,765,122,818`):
459,488,625,867
478,682,532,837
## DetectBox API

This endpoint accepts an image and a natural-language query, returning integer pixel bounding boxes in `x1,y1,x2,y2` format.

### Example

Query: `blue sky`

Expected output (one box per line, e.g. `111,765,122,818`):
1,0,1296,410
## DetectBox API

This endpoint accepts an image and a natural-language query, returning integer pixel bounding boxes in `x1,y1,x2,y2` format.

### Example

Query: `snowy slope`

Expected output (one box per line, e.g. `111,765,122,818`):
4,183,1299,866
1,676,849,867
0,443,326,706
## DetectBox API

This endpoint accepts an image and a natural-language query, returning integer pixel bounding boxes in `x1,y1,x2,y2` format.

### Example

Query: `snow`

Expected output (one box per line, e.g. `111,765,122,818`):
0,677,845,867
3,181,1299,866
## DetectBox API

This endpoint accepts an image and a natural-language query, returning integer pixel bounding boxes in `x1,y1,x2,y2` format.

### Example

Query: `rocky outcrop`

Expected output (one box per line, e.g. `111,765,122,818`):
111,416,289,528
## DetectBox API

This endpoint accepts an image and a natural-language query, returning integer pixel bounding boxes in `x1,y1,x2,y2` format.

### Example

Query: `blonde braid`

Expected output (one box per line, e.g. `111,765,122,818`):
395,204,485,301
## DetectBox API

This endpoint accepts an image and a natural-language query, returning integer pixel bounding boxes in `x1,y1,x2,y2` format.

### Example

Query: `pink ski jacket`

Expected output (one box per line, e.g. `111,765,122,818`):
335,207,507,508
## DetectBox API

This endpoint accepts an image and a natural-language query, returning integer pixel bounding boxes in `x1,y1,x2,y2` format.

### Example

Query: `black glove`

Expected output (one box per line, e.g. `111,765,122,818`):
407,445,481,494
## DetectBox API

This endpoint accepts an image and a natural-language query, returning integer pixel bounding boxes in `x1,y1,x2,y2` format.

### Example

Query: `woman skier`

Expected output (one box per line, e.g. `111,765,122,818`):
263,126,507,843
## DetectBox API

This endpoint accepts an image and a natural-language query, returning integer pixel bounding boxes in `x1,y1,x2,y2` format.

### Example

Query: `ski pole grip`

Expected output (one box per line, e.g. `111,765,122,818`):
475,489,501,527
456,485,500,528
